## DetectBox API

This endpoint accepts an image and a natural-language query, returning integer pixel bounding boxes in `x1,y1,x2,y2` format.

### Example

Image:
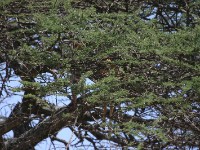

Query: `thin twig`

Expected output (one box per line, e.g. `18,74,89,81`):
66,116,78,149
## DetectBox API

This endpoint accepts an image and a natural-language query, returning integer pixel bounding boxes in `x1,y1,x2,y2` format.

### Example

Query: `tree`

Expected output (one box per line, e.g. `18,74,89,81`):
0,0,200,149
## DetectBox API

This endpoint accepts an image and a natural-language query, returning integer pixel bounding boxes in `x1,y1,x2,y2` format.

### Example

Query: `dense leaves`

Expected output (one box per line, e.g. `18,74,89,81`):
0,0,200,149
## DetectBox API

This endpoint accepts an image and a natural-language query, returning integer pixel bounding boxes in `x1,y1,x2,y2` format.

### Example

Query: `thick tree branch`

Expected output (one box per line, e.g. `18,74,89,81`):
4,106,75,149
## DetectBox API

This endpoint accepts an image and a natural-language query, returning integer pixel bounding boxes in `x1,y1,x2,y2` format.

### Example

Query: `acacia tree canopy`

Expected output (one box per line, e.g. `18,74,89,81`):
0,0,200,149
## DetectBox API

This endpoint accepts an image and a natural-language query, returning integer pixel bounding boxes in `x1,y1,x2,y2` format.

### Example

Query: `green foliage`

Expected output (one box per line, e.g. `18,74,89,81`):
0,0,13,7
1,0,200,149
86,75,128,104
192,77,200,95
